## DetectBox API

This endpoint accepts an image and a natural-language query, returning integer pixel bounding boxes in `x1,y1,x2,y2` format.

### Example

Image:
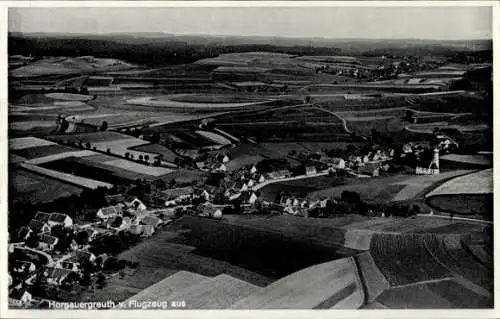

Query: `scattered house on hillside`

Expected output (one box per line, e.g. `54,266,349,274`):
106,216,131,232
240,191,258,205
12,261,36,275
358,162,381,177
28,219,51,234
162,186,194,201
142,225,155,237
34,212,50,223
48,213,73,228
200,205,223,219
214,163,227,173
330,158,346,169
141,215,162,228
246,179,256,187
96,205,123,220
195,161,206,170
105,194,125,206
8,288,32,307
17,227,32,241
125,198,147,211
128,224,143,236
402,143,413,154
257,174,266,183
193,189,211,202
129,210,149,224
250,165,257,174
232,181,248,192
40,267,75,286
38,234,59,251
305,166,317,176
216,154,230,163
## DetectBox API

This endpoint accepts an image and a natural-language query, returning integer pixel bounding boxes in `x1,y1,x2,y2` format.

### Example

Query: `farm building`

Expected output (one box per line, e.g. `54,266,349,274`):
48,213,73,228
12,260,36,275
161,186,194,201
305,166,317,176
125,198,147,211
28,219,51,234
128,224,143,236
142,225,155,237
105,194,126,205
96,205,123,220
34,212,50,223
40,267,75,286
38,234,59,251
200,205,223,219
141,215,162,228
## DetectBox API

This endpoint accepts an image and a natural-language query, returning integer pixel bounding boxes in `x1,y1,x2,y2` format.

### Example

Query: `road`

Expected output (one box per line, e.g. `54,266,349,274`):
417,213,492,225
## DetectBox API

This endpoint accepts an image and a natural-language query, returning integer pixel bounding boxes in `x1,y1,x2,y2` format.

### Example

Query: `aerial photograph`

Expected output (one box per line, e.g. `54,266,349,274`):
5,5,494,310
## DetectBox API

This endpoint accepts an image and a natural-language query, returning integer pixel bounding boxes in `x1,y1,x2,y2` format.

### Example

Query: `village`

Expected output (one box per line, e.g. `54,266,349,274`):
7,127,461,307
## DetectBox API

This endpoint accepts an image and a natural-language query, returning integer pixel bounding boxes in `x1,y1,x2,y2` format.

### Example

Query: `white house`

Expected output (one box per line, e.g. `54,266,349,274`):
258,175,266,183
96,205,123,220
125,198,147,211
38,234,59,251
48,213,73,228
248,192,258,205
216,163,227,173
305,166,317,176
128,224,143,235
34,212,50,223
142,225,155,237
250,165,257,174
247,179,255,187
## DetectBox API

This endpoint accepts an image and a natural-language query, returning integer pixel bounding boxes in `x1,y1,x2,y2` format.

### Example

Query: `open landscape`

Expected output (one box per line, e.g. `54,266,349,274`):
6,5,493,312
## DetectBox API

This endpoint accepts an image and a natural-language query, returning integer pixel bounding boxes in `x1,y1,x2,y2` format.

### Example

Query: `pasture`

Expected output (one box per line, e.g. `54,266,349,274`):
10,144,79,160
426,169,493,197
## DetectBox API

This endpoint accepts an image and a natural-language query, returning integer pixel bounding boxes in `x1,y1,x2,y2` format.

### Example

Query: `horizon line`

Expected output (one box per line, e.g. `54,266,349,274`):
8,31,493,42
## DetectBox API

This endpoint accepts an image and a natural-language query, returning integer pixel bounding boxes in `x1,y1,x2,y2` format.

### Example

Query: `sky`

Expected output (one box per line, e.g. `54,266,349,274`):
8,6,492,40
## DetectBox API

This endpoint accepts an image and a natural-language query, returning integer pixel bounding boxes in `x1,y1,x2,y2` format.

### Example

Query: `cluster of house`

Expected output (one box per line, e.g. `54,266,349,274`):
195,153,230,173
8,195,173,307
279,196,330,216
95,195,168,238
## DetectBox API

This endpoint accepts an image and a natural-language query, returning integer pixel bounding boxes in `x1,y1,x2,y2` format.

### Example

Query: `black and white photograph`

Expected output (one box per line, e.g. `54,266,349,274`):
2,2,496,314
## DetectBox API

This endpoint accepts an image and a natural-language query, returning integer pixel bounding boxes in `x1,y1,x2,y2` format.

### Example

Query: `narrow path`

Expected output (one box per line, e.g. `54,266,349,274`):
311,104,351,134
417,214,492,225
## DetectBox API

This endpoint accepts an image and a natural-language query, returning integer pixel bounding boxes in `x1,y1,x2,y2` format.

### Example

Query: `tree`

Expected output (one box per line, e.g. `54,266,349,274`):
106,148,111,154
150,132,161,144
138,155,143,162
100,121,108,131
144,155,150,163
110,216,123,228
75,231,90,246
25,233,40,248
125,152,130,159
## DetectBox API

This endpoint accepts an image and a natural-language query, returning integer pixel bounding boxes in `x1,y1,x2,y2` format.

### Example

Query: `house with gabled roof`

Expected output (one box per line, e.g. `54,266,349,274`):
38,234,59,251
141,225,155,237
17,226,32,241
34,212,50,223
141,215,162,228
48,213,73,228
40,266,75,286
96,205,123,220
128,224,143,236
125,198,147,211
28,219,51,234
305,166,317,176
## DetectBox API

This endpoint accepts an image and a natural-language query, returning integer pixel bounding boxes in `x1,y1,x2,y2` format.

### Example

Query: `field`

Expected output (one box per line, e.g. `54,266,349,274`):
232,257,364,309
103,159,175,177
195,130,232,145
345,117,404,135
20,163,113,189
129,143,177,162
308,170,472,204
10,168,83,204
80,222,273,303
168,93,262,104
9,137,57,150
354,252,390,303
426,169,493,196
45,93,94,101
440,154,492,168
127,95,271,111
10,144,81,160
369,234,453,286
375,279,492,308
40,157,161,184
